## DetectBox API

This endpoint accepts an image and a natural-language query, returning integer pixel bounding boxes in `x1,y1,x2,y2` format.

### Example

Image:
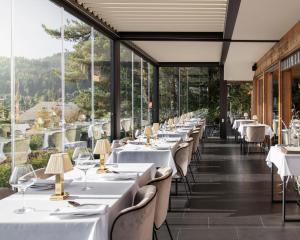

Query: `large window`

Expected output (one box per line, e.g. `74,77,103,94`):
160,66,220,123
0,0,113,188
120,45,154,137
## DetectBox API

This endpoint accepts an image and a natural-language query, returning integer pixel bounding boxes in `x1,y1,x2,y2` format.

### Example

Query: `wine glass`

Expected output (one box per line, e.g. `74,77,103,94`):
75,151,95,191
9,164,37,214
135,129,141,143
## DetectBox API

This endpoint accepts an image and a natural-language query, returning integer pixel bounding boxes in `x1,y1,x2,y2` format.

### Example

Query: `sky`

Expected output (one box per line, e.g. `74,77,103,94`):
0,0,75,59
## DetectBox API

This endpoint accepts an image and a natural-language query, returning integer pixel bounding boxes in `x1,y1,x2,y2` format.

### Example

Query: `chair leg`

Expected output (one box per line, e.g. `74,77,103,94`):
153,228,158,240
182,178,190,200
165,220,174,240
189,165,196,183
185,176,192,194
175,179,178,196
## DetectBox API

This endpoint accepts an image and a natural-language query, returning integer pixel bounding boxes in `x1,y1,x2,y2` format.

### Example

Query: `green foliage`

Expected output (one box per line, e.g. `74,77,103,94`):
29,135,44,151
28,150,57,170
0,164,11,187
228,84,252,117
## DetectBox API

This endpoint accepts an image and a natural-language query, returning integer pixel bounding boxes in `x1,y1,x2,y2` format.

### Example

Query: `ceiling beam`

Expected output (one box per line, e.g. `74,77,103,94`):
158,62,219,67
220,0,241,64
119,32,223,41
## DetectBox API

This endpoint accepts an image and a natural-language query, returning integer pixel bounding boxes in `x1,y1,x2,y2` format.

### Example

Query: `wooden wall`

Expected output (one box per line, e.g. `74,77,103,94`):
252,20,300,143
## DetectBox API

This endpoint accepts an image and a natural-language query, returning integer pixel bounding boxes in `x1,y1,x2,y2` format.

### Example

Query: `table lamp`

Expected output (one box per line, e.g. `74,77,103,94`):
244,112,249,119
94,139,111,173
45,153,73,200
144,126,152,145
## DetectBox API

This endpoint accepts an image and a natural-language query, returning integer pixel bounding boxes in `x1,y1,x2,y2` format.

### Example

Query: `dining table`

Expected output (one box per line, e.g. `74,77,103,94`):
0,163,155,240
266,146,300,223
238,123,274,139
107,138,179,176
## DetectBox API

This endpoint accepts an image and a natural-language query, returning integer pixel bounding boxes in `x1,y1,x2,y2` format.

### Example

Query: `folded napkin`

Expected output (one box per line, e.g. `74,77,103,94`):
153,144,170,150
97,172,138,181
51,204,108,216
127,141,145,145
165,138,180,142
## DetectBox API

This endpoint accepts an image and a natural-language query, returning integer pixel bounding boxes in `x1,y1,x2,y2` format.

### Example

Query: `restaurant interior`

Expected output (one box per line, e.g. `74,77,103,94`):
1,0,300,239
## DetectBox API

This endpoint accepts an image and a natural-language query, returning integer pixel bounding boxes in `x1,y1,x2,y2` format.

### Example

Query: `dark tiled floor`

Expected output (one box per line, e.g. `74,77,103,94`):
158,139,300,240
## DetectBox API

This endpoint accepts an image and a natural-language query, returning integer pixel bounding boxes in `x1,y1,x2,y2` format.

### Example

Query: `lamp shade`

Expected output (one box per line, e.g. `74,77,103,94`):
144,126,152,136
252,115,258,120
94,139,111,155
45,153,73,175
244,112,249,117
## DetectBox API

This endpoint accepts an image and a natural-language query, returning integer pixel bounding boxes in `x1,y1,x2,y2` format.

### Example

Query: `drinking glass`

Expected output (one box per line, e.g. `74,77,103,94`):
9,164,37,214
135,129,141,143
75,152,95,191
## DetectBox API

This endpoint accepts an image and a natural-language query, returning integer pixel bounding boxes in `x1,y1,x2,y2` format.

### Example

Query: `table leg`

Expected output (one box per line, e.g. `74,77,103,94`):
282,176,286,224
271,163,274,202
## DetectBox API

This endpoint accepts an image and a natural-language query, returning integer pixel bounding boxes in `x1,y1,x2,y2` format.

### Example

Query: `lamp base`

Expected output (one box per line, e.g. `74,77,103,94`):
50,192,69,201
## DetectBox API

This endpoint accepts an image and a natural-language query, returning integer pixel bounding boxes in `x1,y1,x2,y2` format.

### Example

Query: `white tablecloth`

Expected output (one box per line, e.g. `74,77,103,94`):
107,141,179,176
266,146,300,179
232,119,255,129
0,163,155,240
238,124,274,139
157,129,190,140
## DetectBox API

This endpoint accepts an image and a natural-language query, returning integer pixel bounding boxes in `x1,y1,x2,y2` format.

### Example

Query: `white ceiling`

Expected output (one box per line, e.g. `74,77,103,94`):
233,0,300,40
78,0,228,32
77,0,300,81
225,42,275,81
133,41,222,62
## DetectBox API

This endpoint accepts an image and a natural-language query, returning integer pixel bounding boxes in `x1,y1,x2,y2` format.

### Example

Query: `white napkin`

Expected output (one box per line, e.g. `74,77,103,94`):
96,173,138,181
51,204,108,216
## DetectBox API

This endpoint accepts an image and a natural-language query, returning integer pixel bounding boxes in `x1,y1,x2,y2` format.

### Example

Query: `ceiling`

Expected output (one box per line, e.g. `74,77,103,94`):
78,0,228,32
77,0,300,81
133,41,222,62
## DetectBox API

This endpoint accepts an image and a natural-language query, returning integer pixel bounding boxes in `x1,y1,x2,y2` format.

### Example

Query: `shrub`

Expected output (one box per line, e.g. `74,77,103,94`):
29,135,44,151
0,164,11,187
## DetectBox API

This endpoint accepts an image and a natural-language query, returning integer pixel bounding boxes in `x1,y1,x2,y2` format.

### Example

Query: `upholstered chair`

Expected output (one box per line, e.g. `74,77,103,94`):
173,142,192,198
147,168,173,240
110,185,157,240
184,137,195,183
190,130,201,163
244,126,266,154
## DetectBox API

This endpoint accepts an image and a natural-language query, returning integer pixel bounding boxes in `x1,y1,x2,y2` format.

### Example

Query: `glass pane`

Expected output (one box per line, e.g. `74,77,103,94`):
133,54,141,131
159,67,179,122
64,12,91,152
94,30,111,141
120,45,133,138
0,0,11,186
14,0,62,166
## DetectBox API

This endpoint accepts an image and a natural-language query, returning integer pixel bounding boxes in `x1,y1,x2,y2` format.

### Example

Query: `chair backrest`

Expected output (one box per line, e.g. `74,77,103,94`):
184,137,194,164
110,185,157,240
190,131,200,153
245,126,265,143
174,142,190,177
147,167,172,229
